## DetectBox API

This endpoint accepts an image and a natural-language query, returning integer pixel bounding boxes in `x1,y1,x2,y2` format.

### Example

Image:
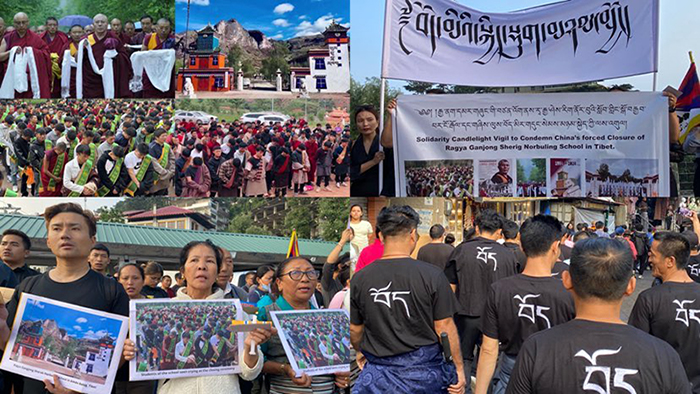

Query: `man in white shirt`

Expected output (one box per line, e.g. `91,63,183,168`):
97,131,115,158
175,331,195,367
62,144,95,195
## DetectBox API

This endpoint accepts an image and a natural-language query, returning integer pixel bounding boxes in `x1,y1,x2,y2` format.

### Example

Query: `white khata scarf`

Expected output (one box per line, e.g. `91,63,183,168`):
0,46,41,99
129,49,175,93
60,48,78,98
76,36,117,99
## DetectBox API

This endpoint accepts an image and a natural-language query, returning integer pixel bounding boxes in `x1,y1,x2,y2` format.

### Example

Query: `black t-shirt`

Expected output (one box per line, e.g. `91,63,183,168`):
12,264,41,285
629,282,700,393
481,275,575,357
5,269,130,393
350,258,457,358
349,134,395,197
686,254,700,283
506,319,691,394
445,237,519,316
416,243,454,271
503,242,527,273
141,285,170,299
551,261,570,279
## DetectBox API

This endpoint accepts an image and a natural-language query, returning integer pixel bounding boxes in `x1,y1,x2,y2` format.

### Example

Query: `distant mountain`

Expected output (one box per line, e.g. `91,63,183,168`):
176,19,327,69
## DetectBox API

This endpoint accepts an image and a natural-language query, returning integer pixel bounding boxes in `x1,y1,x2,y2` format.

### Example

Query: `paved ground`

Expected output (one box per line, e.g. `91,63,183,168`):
622,272,654,322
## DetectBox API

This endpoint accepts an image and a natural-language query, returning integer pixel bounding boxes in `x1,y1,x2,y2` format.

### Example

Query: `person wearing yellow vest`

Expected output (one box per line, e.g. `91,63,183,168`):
73,130,97,170
148,128,174,196
96,144,127,196
62,144,98,196
124,143,154,196
40,141,67,197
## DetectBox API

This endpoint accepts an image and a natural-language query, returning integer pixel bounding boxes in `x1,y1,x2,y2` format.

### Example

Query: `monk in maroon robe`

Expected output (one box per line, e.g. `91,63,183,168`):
80,14,132,98
0,13,52,98
140,18,175,98
110,18,131,46
40,17,69,98
0,18,6,87
59,24,83,98
40,143,68,197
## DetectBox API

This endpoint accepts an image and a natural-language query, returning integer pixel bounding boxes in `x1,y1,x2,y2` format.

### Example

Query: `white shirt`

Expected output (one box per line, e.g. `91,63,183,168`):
174,340,191,363
124,151,142,170
62,158,84,194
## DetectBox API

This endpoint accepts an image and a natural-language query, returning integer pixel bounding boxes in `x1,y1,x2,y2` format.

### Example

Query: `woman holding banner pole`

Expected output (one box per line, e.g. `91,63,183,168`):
122,240,275,394
259,256,353,393
349,103,395,197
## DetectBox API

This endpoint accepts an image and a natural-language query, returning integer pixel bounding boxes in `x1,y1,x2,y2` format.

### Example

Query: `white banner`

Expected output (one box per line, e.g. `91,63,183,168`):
381,0,659,87
393,92,670,198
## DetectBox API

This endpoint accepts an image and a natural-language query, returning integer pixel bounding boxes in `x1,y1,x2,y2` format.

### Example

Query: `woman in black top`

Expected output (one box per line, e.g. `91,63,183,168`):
350,103,395,196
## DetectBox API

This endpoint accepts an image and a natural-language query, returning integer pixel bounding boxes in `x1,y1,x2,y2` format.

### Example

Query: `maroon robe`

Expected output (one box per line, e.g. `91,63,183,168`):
81,31,132,98
2,30,52,98
117,32,132,46
40,30,69,98
141,33,175,98
40,149,67,197
59,40,80,98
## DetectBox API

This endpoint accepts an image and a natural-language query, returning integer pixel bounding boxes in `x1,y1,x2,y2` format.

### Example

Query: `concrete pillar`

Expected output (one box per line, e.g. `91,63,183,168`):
237,62,244,91
276,68,282,92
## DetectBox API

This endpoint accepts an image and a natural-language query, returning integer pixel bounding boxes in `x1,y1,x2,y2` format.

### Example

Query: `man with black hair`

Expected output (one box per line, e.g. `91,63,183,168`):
39,141,67,196
114,125,136,152
506,238,690,393
445,209,519,390
0,229,32,286
97,130,115,158
594,221,610,238
148,128,175,196
88,243,111,276
502,220,526,273
13,127,33,196
27,128,46,196
629,231,700,392
632,222,651,278
124,143,154,196
417,224,455,270
351,205,465,394
475,215,574,394
62,143,98,196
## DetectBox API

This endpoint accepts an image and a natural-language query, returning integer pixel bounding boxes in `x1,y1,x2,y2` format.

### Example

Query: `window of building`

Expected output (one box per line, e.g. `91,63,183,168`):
89,353,96,361
316,77,327,90
87,364,93,373
190,57,196,66
177,220,185,229
212,56,218,66
314,58,326,70
214,77,224,88
296,77,303,89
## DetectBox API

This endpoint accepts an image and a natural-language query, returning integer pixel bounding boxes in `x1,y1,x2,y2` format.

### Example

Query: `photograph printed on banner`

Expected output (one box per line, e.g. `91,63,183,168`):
0,294,128,394
585,159,660,198
404,159,473,198
129,298,243,381
550,158,583,198
269,309,351,377
516,159,546,198
478,159,514,197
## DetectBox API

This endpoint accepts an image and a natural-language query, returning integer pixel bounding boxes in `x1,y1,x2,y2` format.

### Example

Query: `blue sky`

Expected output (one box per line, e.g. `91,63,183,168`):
351,0,700,92
21,298,122,342
175,0,350,40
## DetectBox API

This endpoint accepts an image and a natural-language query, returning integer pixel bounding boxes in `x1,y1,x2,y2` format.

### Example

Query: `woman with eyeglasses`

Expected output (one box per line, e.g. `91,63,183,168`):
122,240,275,394
349,101,395,197
259,257,353,393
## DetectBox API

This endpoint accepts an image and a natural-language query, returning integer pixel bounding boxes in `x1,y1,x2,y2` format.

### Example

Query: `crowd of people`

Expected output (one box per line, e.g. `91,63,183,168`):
346,204,700,394
0,13,175,99
0,100,351,197
405,165,473,198
0,203,354,394
275,312,351,371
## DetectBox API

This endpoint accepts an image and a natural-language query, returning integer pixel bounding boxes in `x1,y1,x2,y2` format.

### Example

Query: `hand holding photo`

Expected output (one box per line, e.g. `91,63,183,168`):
0,294,128,394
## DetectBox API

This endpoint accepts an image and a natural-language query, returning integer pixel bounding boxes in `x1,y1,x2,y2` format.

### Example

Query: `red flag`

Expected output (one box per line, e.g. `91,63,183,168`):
677,59,700,112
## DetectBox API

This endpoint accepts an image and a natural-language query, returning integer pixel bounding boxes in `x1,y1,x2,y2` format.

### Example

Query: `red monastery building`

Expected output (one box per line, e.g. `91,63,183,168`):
177,24,234,92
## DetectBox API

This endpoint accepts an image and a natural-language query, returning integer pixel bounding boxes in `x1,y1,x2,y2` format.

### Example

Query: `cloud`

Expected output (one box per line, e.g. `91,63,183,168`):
76,317,87,324
270,34,284,40
298,15,308,20
294,14,342,37
274,3,294,14
272,19,290,27
84,329,110,340
73,325,82,331
176,0,210,5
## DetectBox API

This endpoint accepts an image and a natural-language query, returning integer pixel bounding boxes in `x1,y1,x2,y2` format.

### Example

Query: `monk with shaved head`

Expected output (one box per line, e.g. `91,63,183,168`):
138,17,175,98
0,12,52,98
76,14,132,98
40,16,69,98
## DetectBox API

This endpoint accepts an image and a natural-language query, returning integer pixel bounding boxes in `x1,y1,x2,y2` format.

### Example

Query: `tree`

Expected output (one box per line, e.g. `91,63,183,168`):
516,161,525,182
349,77,401,139
317,198,349,241
284,199,315,239
261,42,290,86
114,197,172,212
96,206,125,223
